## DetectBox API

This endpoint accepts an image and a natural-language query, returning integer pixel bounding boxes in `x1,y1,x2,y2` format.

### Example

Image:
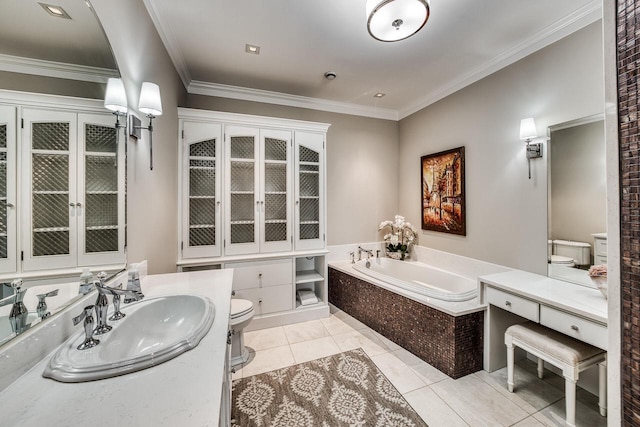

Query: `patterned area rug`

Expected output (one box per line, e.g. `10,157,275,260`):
231,348,428,426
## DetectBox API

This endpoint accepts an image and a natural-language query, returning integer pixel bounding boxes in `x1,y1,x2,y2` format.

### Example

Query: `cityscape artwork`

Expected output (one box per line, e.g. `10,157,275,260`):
421,146,466,236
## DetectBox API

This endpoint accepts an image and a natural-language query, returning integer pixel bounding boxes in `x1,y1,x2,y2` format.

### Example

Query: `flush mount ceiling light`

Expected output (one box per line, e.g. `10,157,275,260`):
38,2,71,19
374,93,386,98
245,44,261,54
366,0,430,42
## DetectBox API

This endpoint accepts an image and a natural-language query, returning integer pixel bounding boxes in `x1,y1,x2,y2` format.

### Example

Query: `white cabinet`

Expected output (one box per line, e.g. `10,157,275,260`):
0,106,16,274
294,132,325,251
228,259,294,315
21,109,125,271
592,233,607,265
224,127,293,255
181,121,223,258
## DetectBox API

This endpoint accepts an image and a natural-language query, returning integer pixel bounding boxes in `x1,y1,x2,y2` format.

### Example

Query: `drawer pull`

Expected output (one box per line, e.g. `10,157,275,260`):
231,290,236,296
505,301,512,307
258,299,263,304
571,325,579,331
258,273,262,278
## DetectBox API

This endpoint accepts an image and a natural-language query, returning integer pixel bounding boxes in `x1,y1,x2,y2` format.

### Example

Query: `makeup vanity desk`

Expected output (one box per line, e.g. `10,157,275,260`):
479,270,607,372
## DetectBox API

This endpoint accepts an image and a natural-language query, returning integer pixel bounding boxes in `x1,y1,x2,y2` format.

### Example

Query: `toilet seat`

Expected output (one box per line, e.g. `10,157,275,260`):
230,299,254,325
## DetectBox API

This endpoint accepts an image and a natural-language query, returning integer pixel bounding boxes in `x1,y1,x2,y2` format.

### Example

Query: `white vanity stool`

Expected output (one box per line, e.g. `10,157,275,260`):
505,322,606,427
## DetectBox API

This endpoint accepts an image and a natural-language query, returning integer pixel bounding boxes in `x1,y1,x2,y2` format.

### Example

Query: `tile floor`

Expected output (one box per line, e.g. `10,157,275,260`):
233,306,607,427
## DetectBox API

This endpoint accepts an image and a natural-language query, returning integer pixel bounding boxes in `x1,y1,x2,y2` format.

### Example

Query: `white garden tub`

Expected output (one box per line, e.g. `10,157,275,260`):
352,257,477,302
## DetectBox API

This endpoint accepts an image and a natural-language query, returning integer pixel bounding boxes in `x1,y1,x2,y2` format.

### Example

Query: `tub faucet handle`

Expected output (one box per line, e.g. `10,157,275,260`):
349,251,355,264
376,249,380,259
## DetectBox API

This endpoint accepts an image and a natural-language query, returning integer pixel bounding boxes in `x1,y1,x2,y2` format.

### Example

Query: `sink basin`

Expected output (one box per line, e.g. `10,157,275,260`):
43,295,215,383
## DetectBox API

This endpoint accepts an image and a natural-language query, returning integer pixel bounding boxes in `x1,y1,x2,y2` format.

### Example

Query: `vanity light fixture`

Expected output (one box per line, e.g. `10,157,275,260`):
366,0,430,42
133,82,163,171
104,77,128,135
39,3,71,19
519,117,543,179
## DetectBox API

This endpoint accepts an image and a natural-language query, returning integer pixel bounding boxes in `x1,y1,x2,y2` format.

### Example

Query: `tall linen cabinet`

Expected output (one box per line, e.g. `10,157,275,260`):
178,109,330,328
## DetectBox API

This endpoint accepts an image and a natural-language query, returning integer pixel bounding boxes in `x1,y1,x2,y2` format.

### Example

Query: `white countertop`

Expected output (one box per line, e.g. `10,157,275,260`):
479,270,607,325
0,269,233,427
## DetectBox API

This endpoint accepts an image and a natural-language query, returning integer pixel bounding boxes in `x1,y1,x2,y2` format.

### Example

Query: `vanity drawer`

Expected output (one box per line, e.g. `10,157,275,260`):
486,287,539,322
227,259,293,290
540,305,607,350
595,239,607,256
233,284,293,315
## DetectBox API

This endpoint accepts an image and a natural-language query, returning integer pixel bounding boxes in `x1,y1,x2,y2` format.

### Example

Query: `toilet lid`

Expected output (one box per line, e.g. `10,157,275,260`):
230,299,253,319
550,255,575,264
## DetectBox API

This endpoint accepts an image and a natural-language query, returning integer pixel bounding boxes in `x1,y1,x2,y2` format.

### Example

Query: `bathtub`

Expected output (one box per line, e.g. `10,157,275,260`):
352,258,477,302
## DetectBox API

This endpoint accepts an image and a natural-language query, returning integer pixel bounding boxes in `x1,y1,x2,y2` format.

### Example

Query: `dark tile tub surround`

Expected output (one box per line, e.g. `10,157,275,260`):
618,0,640,423
328,267,483,379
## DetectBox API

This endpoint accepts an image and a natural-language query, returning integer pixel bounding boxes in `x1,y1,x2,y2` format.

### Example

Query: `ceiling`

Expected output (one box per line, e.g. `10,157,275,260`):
144,0,601,120
0,0,118,82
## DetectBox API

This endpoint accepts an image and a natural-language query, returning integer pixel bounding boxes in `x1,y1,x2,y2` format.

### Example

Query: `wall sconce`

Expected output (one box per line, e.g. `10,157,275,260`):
103,77,128,137
134,82,163,171
519,117,543,179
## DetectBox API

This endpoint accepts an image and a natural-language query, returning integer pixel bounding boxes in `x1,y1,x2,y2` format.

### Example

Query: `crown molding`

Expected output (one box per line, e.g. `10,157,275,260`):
188,81,400,121
398,0,603,119
142,0,192,89
0,54,118,83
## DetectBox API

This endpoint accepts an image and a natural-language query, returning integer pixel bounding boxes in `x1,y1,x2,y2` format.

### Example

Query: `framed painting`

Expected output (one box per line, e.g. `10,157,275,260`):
421,146,466,236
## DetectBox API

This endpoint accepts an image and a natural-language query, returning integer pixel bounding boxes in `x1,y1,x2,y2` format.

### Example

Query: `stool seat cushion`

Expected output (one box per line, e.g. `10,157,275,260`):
505,322,604,366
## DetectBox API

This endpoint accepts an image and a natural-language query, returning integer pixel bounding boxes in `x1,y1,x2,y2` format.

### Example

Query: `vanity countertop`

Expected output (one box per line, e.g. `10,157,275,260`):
479,270,607,325
0,269,233,427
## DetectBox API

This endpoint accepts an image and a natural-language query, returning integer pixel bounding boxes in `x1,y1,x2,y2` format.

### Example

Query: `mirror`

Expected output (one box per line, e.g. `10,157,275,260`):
547,115,606,287
0,0,124,345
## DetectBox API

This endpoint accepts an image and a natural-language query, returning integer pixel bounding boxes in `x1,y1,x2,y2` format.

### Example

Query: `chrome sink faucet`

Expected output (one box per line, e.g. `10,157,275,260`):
73,305,100,350
357,246,373,261
94,272,143,331
36,289,59,320
0,279,29,334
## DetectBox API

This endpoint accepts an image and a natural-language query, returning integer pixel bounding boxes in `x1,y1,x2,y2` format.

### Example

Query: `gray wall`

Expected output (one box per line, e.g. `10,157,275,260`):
549,120,606,250
398,22,604,274
186,95,400,246
92,0,187,274
0,70,104,99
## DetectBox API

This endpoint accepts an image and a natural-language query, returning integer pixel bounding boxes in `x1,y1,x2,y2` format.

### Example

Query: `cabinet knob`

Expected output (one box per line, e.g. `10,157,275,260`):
258,299,263,304
231,290,236,296
69,203,76,207
571,325,579,331
258,273,262,278
505,301,512,307
76,202,82,207
230,367,236,374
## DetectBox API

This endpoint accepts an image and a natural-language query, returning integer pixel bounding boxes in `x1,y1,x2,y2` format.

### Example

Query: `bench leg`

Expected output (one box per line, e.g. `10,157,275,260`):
599,362,607,417
507,342,515,392
537,357,544,379
565,377,577,427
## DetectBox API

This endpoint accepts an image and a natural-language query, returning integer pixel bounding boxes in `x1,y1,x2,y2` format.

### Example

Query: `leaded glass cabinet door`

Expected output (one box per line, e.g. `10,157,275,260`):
260,129,292,253
22,109,77,271
181,121,222,258
225,126,260,255
0,106,16,274
294,132,325,251
77,114,125,266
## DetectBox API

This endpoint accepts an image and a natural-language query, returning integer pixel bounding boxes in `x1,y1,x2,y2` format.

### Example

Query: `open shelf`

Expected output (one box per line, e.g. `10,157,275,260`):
296,270,323,284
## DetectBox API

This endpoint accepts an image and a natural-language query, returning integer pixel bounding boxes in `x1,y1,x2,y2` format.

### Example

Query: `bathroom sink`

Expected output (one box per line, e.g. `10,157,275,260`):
43,295,215,383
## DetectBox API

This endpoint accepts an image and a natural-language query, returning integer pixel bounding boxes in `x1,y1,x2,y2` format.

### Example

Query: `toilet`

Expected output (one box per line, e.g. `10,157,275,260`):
229,299,255,367
548,239,591,267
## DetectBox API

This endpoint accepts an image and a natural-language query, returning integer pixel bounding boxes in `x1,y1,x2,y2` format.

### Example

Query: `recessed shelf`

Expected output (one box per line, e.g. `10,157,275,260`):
296,270,323,284
295,300,321,310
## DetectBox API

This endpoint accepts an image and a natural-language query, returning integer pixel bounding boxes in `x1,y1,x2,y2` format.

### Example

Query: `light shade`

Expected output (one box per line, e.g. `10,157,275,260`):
104,78,128,114
366,0,430,42
138,82,163,117
519,118,537,141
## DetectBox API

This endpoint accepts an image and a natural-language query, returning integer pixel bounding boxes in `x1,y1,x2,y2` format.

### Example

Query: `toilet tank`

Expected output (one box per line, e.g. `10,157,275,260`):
552,240,591,265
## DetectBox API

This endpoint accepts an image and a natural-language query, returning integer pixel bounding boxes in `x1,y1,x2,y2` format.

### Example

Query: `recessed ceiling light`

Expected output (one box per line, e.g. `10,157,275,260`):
324,71,337,80
374,93,386,98
38,3,71,19
245,44,260,55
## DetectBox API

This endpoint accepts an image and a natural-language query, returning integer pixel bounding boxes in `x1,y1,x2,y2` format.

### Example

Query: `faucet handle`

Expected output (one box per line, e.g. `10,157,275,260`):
11,278,23,290
36,289,59,319
73,305,100,350
96,271,108,285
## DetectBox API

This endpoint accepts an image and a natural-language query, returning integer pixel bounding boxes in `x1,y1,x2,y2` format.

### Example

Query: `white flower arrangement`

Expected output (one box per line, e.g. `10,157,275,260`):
378,215,418,260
